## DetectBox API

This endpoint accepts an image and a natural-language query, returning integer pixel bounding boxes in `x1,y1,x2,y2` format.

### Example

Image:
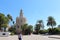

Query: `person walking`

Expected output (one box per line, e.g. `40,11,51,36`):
18,32,22,40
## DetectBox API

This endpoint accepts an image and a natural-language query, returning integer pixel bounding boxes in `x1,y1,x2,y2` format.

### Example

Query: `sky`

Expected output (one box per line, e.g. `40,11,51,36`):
0,0,60,29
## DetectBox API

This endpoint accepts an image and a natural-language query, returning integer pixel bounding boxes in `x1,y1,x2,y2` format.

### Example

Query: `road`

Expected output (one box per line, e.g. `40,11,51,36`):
0,34,60,40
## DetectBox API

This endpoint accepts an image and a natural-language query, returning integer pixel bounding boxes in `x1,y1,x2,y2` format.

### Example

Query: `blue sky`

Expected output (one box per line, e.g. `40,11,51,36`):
0,0,60,29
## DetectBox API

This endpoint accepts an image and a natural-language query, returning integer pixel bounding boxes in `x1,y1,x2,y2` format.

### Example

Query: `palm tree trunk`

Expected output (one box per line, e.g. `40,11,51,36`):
52,25,53,30
51,23,53,30
51,25,53,34
0,25,1,31
0,27,1,31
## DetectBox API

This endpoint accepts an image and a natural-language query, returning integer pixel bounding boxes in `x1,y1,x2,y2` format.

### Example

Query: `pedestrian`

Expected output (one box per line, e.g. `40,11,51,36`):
18,32,22,40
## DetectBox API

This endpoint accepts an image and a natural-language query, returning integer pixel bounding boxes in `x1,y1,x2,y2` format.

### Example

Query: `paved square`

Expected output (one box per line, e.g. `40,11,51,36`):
0,35,60,40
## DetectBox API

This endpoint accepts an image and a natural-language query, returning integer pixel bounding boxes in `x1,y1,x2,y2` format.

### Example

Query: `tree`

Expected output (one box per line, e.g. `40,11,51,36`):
34,20,44,34
7,14,13,21
21,24,28,31
0,13,9,31
35,24,40,34
7,14,15,24
1,24,8,32
8,24,16,34
21,24,33,35
21,24,28,34
47,16,56,29
28,25,33,34
37,20,44,30
47,16,56,34
0,13,13,32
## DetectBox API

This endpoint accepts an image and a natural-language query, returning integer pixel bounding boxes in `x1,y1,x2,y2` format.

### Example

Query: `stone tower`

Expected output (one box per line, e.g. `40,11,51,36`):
16,9,26,33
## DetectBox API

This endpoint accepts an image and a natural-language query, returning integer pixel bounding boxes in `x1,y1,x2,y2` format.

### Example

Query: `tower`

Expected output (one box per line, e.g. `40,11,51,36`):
20,9,23,18
16,9,26,33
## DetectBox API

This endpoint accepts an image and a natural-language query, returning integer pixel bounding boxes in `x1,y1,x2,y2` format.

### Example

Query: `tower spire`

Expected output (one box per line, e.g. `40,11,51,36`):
20,9,23,17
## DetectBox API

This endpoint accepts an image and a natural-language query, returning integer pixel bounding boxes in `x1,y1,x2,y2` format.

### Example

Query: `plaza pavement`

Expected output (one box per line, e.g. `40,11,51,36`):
0,34,60,40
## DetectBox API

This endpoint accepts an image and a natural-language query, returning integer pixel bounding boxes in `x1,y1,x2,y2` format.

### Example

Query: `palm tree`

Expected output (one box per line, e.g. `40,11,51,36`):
7,14,15,24
7,14,13,21
35,20,44,34
12,21,15,24
35,24,40,34
47,16,56,29
37,20,44,30
47,16,56,34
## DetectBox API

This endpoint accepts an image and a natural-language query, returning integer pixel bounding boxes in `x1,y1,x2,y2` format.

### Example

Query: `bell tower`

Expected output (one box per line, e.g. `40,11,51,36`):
16,9,26,33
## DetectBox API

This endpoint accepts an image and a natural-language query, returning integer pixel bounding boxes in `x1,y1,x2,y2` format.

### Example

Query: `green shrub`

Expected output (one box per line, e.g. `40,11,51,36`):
10,32,14,35
39,30,48,34
33,31,39,34
52,28,60,34
48,28,60,34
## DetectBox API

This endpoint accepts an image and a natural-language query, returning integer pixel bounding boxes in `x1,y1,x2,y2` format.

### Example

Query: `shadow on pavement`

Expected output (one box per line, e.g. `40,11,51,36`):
48,37,60,39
